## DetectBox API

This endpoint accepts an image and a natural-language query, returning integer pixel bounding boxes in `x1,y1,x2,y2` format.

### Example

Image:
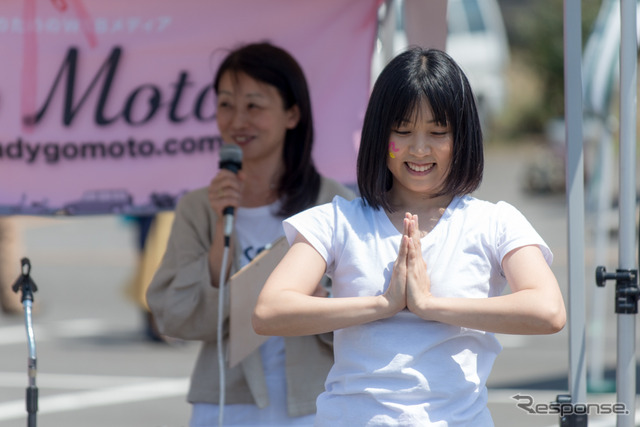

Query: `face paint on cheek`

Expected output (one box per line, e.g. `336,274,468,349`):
389,141,399,158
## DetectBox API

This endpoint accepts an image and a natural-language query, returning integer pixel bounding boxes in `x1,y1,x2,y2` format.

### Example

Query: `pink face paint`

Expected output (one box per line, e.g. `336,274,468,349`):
389,141,399,158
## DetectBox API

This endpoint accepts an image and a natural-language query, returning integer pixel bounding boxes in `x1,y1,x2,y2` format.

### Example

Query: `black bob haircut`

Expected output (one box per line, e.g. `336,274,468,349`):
213,42,320,217
357,47,484,212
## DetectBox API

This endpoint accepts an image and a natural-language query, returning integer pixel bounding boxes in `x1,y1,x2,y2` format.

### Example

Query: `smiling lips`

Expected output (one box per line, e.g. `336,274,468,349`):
231,135,253,145
406,162,434,173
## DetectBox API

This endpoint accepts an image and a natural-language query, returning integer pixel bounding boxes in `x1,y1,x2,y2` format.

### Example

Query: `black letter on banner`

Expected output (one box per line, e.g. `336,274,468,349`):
194,84,216,122
25,47,123,127
168,71,193,123
123,85,161,125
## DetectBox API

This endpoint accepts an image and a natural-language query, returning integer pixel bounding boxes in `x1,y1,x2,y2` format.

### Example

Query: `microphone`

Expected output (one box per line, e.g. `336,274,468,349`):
218,143,243,243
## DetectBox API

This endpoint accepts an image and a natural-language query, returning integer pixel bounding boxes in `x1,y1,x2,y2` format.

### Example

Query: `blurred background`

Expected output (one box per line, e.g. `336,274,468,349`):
1,1,638,426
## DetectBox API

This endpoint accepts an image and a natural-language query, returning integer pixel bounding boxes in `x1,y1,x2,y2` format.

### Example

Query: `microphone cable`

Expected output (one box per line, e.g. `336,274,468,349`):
217,242,231,426
215,143,242,426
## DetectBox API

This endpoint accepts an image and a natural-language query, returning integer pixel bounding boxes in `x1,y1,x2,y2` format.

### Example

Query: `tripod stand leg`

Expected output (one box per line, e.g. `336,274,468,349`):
26,385,37,427
23,288,38,426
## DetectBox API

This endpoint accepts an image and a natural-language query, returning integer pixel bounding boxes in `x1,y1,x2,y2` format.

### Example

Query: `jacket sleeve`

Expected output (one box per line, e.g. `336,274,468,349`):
146,189,231,341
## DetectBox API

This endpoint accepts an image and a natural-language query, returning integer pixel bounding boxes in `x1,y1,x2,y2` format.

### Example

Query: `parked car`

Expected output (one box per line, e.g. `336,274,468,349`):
446,0,510,131
62,189,133,215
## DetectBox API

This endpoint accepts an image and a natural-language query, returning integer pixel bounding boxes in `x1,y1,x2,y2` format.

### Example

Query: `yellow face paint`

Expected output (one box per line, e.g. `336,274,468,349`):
389,141,399,158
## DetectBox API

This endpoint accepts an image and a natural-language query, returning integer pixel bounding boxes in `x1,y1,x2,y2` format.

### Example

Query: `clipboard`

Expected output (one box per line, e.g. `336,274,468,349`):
228,236,289,368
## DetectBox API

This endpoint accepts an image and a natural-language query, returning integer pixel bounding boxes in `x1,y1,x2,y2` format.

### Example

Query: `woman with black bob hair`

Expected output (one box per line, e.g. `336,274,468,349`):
254,47,565,426
147,42,353,426
357,46,483,211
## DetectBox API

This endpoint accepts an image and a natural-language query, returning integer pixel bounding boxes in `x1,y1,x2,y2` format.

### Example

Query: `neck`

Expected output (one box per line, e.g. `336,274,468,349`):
386,191,454,235
241,158,282,207
388,189,453,213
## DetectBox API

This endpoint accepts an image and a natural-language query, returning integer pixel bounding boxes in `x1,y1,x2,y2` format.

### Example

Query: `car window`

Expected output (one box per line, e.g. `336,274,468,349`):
447,0,486,35
447,1,466,34
462,0,486,33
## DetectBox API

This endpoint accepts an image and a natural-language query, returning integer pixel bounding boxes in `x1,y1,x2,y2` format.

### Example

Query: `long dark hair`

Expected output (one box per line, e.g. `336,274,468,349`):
213,42,320,217
357,47,484,212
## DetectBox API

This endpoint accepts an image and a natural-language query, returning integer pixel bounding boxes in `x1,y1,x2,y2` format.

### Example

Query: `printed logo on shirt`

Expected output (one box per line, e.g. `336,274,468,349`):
243,245,268,264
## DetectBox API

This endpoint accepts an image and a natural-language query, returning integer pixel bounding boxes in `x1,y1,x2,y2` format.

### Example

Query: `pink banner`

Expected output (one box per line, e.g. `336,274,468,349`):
0,0,380,215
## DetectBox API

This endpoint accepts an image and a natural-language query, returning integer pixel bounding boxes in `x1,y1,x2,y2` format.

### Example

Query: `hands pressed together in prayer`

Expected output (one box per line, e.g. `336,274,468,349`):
384,213,434,316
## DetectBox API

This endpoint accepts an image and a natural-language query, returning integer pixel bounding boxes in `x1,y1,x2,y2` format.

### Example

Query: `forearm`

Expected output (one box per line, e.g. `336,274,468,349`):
148,255,225,341
253,291,397,336
410,289,566,335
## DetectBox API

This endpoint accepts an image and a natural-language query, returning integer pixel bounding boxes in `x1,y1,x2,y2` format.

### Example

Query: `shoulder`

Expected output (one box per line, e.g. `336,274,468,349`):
175,187,209,211
451,196,532,234
288,195,366,227
307,196,371,231
317,176,356,204
456,195,521,218
174,186,217,223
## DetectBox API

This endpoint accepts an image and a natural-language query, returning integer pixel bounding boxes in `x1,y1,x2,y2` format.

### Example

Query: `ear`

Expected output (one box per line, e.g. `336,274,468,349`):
285,105,301,129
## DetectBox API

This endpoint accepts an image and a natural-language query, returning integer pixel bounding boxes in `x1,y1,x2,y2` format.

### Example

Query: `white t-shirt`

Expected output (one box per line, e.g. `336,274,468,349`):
283,195,552,427
235,202,288,384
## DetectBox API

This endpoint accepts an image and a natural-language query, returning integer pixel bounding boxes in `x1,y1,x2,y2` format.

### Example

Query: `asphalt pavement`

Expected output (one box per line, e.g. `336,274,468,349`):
0,142,637,427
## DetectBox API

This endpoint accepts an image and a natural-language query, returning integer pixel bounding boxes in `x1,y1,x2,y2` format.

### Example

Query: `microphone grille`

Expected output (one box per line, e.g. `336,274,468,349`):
219,143,243,164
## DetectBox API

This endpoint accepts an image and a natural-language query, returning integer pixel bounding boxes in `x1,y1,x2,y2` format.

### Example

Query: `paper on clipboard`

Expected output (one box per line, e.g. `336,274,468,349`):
228,236,289,368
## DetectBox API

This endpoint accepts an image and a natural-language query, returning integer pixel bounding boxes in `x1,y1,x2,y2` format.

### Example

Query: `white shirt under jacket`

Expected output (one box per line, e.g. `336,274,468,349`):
283,195,552,427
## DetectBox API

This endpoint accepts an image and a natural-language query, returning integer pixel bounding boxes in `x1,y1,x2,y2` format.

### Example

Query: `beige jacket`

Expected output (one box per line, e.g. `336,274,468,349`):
146,177,354,417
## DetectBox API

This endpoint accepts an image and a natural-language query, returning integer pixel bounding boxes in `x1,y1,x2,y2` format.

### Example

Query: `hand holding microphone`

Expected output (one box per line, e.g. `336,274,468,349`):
208,143,243,244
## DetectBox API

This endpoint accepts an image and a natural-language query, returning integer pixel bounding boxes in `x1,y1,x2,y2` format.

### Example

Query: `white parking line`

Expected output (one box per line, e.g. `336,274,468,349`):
0,372,179,389
0,375,189,421
0,318,113,346
495,333,528,348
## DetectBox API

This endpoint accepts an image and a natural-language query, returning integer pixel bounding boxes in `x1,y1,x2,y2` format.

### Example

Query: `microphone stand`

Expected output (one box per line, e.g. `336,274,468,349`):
11,258,39,427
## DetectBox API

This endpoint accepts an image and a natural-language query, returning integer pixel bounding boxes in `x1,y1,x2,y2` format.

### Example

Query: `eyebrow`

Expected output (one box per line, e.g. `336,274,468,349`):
218,90,266,99
396,118,441,125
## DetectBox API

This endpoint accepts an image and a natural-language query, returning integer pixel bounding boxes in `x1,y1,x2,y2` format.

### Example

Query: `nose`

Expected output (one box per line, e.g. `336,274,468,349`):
230,107,248,129
409,133,431,156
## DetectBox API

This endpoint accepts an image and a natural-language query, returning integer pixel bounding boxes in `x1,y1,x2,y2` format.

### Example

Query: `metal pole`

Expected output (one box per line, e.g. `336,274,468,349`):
11,258,38,427
563,0,588,409
24,298,37,427
589,123,615,392
616,0,637,425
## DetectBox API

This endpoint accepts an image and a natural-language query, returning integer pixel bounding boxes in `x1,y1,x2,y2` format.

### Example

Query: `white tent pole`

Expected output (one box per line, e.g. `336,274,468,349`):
563,0,588,406
589,123,615,391
616,0,637,424
583,0,618,393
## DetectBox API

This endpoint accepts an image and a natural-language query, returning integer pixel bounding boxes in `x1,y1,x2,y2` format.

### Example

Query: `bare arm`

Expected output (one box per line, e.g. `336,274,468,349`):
252,233,407,336
405,215,566,335
409,244,566,334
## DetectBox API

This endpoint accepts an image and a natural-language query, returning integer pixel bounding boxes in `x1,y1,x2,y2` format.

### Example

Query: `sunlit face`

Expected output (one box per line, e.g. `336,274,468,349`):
386,99,453,197
216,71,300,164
